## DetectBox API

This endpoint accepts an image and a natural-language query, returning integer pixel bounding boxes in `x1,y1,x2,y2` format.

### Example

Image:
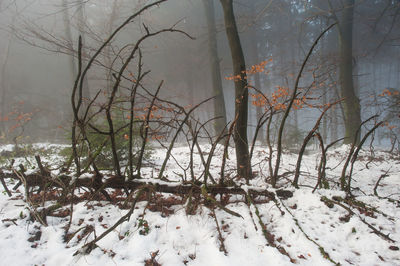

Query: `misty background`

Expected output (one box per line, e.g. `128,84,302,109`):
0,0,399,148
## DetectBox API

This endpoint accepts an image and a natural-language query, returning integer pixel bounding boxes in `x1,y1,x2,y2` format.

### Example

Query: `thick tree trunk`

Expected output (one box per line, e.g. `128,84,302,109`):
219,0,252,181
338,0,361,144
203,0,227,136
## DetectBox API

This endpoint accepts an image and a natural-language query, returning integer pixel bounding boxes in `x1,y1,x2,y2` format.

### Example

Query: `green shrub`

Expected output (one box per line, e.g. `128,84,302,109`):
62,111,152,171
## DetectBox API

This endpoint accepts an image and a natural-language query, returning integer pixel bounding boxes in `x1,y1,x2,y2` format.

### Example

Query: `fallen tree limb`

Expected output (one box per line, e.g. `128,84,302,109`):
374,168,391,197
0,170,12,197
280,199,340,265
321,196,395,243
247,193,296,264
74,187,147,255
0,170,293,200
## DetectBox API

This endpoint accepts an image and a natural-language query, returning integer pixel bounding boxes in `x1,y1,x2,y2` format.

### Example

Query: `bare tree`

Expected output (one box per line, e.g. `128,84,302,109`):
329,0,361,144
0,12,15,136
219,0,252,182
338,0,361,144
202,0,227,136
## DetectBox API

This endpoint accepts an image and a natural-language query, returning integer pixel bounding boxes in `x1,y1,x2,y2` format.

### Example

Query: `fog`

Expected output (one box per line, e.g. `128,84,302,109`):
0,0,399,148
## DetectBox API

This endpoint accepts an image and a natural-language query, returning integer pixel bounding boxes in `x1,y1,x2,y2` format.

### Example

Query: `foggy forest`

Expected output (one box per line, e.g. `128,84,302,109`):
0,0,399,265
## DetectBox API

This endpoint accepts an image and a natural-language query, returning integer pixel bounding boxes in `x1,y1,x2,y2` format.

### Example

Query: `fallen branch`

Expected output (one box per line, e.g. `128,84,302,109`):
280,199,340,265
247,193,296,263
210,207,228,255
0,170,293,201
74,187,147,255
201,185,243,218
373,168,391,197
0,170,12,197
12,167,47,226
321,196,395,243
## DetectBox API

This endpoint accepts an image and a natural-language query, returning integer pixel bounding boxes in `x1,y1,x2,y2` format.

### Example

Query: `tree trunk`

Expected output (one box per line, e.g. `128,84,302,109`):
320,20,327,143
77,0,91,104
0,37,10,135
61,0,77,126
219,0,252,181
105,0,119,92
338,0,361,144
203,0,227,136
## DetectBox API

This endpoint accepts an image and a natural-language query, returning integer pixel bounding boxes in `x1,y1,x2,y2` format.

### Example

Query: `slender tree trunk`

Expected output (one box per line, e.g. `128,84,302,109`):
77,0,91,103
331,105,338,142
203,0,227,135
0,14,16,136
105,0,119,92
62,0,77,78
0,37,11,134
61,0,77,126
338,0,361,144
219,0,252,181
320,20,327,143
397,47,400,87
291,41,299,146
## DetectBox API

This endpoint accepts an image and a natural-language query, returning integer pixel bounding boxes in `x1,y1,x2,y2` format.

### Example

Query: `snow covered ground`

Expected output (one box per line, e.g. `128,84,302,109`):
0,143,399,265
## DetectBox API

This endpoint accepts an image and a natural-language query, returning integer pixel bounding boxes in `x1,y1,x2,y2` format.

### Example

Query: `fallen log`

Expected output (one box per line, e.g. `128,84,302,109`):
0,170,293,200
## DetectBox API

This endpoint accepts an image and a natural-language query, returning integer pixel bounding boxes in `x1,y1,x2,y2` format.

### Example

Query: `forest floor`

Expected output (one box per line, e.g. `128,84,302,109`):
0,143,399,266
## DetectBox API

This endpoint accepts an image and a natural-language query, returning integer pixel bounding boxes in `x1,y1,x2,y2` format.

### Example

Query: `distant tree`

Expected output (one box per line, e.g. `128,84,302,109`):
245,0,266,143
0,10,15,136
202,0,227,136
336,0,361,144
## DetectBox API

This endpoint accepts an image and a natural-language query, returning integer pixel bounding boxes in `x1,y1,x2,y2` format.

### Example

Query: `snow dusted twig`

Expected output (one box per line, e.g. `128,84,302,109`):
346,120,384,195
0,170,12,197
220,116,236,185
204,124,229,185
293,99,342,188
340,115,379,191
312,132,327,193
210,207,228,255
246,193,296,263
273,23,337,188
157,96,215,180
12,165,48,226
321,196,396,243
279,198,340,265
201,186,243,218
373,168,391,197
74,187,147,256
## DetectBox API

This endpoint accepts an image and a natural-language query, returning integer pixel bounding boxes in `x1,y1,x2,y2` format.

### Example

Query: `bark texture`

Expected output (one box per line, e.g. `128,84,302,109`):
338,0,361,144
219,0,252,181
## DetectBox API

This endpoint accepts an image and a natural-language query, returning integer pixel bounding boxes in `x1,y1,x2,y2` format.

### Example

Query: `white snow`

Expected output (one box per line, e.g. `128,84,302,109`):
0,143,399,265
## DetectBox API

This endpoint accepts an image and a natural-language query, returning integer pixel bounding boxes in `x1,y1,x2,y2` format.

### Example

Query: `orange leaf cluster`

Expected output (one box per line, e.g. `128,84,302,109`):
293,96,306,110
381,122,397,130
379,88,400,97
225,58,272,81
225,74,245,82
134,114,147,121
151,134,165,140
243,58,271,75
273,103,287,111
0,104,36,133
271,86,289,108
251,93,266,107
250,86,289,111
